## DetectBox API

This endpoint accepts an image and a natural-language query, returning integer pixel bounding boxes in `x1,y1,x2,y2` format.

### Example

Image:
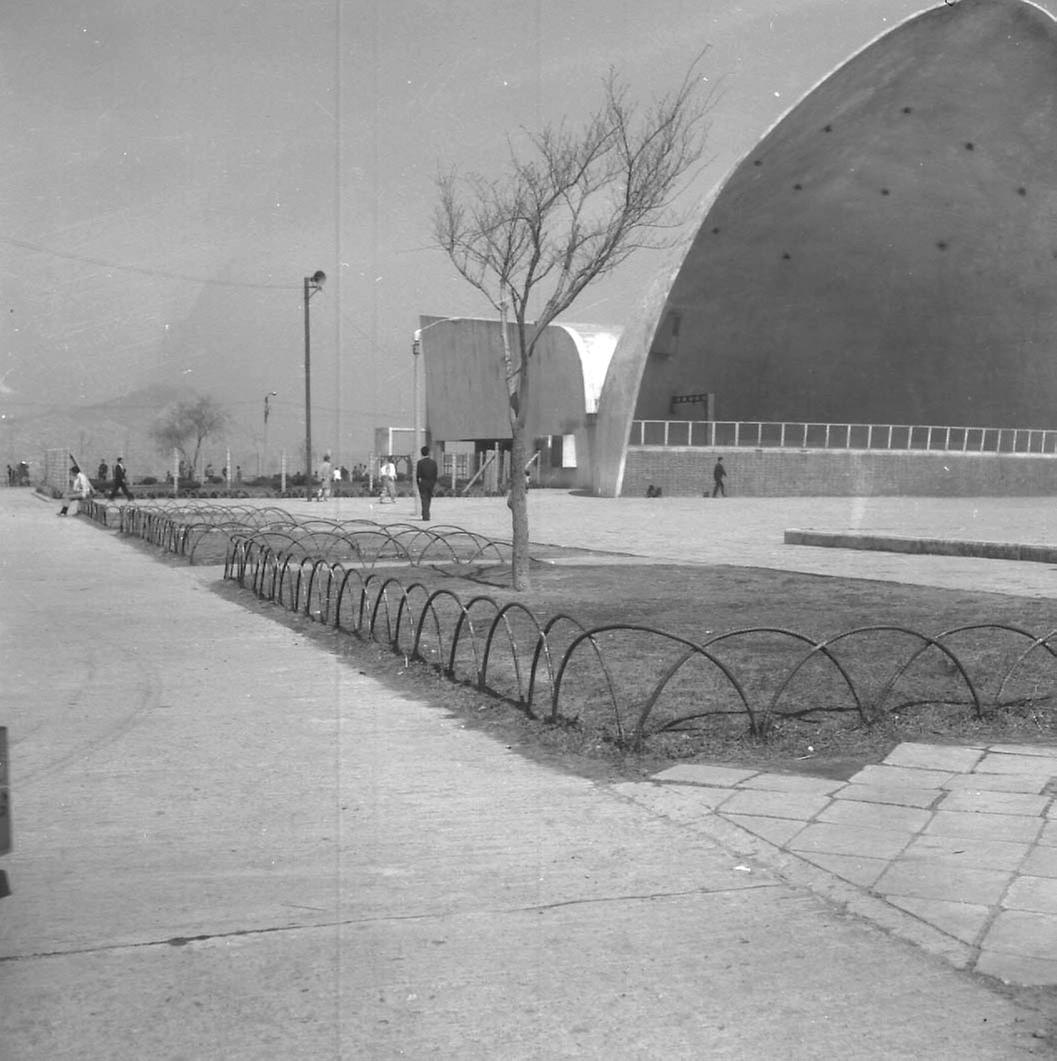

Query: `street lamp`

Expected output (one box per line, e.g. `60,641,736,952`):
411,335,421,515
262,391,277,479
303,270,326,501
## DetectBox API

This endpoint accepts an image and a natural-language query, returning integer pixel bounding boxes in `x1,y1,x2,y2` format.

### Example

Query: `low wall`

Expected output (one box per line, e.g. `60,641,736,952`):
621,447,1057,497
784,529,1057,563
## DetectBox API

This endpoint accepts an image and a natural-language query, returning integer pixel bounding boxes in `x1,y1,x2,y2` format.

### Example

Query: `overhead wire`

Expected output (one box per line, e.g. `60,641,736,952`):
0,235,299,290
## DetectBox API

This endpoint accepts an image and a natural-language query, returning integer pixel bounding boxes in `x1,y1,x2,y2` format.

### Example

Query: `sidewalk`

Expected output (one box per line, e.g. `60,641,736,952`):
624,742,1057,986
1,488,1054,1058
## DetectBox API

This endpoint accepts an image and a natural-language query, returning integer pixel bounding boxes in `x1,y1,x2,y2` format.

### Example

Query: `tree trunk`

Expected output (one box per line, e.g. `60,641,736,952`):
501,302,532,591
508,422,530,590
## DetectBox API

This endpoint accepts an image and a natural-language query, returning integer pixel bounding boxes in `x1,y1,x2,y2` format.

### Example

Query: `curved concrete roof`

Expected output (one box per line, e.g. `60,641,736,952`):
552,323,622,414
594,0,1057,493
416,316,619,440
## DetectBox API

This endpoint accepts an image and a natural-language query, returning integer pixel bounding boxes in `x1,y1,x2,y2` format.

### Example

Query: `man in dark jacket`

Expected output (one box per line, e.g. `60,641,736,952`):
108,457,134,501
711,457,727,498
415,445,439,521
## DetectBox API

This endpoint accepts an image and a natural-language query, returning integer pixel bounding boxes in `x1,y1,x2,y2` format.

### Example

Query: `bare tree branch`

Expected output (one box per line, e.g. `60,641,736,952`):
433,53,713,588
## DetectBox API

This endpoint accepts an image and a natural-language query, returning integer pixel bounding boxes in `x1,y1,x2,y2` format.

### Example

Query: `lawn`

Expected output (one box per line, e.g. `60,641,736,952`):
263,556,1057,781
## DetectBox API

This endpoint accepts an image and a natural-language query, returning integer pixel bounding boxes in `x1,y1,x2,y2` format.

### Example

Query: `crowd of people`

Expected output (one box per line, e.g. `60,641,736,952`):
5,462,29,487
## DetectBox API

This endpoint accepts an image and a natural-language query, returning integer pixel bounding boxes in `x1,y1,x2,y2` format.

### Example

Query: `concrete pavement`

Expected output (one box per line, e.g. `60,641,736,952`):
626,742,1057,986
269,490,1057,598
2,487,1056,1058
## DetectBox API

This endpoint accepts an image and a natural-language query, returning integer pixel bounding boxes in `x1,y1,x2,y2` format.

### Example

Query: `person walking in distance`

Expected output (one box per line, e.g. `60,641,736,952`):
415,445,438,521
317,454,333,501
711,457,727,498
379,456,397,503
108,457,134,501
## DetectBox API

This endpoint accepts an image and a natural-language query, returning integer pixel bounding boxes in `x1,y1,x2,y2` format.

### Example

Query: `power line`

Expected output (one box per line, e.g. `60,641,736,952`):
0,235,299,290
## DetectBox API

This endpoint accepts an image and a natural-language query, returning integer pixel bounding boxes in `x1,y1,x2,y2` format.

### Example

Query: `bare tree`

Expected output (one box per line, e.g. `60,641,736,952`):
150,395,229,480
434,58,713,589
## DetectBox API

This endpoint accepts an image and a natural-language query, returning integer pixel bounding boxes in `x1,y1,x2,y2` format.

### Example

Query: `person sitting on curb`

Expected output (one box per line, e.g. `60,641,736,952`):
58,465,94,516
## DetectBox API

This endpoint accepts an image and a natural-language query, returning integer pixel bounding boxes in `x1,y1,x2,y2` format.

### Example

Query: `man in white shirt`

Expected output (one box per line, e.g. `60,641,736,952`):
379,457,397,503
58,466,93,516
317,454,333,501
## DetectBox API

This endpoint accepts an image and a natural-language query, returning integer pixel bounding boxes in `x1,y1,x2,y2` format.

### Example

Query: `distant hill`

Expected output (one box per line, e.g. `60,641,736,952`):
4,383,201,477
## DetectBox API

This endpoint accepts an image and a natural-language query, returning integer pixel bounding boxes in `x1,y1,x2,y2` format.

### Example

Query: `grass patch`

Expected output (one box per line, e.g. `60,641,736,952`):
354,559,1057,779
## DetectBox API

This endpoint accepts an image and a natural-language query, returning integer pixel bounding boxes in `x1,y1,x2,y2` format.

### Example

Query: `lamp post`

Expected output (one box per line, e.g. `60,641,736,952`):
411,335,421,515
303,270,326,501
263,391,277,480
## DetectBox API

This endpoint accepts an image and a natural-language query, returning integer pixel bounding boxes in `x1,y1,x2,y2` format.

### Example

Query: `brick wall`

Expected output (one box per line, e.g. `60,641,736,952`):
622,447,1057,497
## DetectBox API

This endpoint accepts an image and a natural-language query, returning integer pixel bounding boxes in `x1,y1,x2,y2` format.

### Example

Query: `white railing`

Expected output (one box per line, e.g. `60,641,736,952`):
628,420,1057,456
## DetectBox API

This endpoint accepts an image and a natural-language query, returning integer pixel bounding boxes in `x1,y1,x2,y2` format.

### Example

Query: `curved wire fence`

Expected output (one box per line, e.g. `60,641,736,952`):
223,530,1057,750
91,499,1057,750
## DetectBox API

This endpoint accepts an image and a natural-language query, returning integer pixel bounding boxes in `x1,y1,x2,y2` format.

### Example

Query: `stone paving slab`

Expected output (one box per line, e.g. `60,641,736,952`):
982,910,1057,962
788,823,914,860
736,773,844,795
831,784,942,809
717,789,831,821
940,790,1052,816
976,752,1057,775
816,799,930,833
1004,877,1057,915
651,764,757,788
618,783,735,820
902,835,1030,872
1023,847,1057,877
722,814,806,847
925,810,1044,843
887,896,992,946
884,743,985,772
943,772,1054,794
988,744,1057,759
849,764,955,789
795,852,889,889
874,862,1012,906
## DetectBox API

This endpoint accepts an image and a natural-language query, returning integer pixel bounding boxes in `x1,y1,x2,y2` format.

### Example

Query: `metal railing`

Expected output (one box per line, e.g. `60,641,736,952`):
629,420,1057,455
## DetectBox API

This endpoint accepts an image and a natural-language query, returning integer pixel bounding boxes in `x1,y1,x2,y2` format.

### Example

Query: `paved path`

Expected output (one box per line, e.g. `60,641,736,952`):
627,742,1057,986
2,488,1056,1058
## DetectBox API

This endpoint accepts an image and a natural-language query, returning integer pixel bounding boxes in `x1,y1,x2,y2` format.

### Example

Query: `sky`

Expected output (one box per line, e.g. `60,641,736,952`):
2,0,1035,466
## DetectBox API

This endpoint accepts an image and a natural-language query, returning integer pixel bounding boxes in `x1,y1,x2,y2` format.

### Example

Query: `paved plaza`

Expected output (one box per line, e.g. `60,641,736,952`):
2,487,1057,1058
328,490,1057,989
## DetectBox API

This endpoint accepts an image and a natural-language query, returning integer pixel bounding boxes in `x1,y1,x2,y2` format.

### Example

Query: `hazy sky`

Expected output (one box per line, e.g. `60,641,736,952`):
2,0,1033,461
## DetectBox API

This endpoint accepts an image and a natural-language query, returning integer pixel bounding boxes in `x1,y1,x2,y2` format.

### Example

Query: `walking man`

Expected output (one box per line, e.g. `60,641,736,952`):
711,456,727,498
415,445,438,521
379,456,397,503
317,454,333,501
108,457,134,501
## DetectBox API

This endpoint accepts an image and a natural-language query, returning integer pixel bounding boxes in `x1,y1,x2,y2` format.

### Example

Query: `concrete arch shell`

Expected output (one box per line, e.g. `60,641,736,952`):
417,316,618,444
593,0,1057,495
